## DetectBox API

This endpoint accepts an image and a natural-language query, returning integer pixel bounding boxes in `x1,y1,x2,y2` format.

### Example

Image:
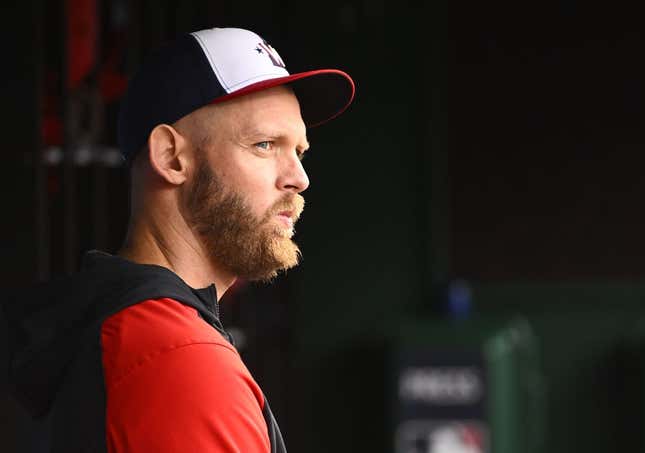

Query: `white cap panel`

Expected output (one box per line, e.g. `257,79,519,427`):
191,28,290,93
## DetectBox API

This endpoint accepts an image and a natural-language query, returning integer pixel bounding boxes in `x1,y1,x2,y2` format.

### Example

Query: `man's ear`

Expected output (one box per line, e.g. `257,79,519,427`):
147,124,189,185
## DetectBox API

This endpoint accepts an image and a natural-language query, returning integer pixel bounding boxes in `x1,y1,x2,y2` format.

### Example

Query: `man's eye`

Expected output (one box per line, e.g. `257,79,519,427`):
255,141,273,150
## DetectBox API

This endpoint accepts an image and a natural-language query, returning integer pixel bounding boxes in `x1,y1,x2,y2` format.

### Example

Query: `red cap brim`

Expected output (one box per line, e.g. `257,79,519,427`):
211,69,355,127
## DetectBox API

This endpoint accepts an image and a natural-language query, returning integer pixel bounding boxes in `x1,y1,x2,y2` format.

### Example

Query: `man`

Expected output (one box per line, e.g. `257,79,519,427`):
5,27,354,452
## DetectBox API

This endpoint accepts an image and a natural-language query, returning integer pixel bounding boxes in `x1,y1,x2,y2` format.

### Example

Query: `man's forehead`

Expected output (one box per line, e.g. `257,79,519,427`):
215,87,308,140
231,87,301,119
238,118,308,144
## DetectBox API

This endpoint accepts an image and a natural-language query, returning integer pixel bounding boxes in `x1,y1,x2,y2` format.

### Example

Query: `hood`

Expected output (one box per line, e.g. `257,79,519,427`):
2,251,223,418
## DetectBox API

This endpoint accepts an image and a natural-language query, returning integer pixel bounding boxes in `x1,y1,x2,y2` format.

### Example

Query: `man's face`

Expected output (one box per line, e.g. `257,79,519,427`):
182,86,310,281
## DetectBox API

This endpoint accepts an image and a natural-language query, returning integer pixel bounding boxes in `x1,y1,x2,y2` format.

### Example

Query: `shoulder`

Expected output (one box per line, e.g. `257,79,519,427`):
101,299,271,452
101,298,238,389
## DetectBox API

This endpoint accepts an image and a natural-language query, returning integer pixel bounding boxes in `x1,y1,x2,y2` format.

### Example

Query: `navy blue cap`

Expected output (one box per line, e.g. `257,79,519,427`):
117,27,355,161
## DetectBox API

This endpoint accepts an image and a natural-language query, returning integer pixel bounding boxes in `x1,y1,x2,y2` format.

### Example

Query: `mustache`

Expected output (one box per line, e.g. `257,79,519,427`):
265,194,305,221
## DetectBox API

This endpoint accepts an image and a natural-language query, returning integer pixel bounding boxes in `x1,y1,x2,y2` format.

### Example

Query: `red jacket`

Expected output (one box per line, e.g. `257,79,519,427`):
7,251,287,452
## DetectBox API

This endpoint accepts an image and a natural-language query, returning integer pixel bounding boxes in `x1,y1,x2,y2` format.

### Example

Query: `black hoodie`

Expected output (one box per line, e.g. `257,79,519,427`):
3,250,286,453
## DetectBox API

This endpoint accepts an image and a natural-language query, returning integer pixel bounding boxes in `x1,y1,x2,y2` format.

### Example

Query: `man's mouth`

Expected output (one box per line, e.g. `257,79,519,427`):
268,195,304,234
276,211,294,229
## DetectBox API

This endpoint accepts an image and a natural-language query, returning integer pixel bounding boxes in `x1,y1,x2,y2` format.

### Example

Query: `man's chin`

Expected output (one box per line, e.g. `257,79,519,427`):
273,227,295,239
259,237,301,280
218,236,301,283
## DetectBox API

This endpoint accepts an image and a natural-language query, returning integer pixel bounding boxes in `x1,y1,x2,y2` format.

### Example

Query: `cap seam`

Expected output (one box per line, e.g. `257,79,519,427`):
191,32,231,92
227,71,291,91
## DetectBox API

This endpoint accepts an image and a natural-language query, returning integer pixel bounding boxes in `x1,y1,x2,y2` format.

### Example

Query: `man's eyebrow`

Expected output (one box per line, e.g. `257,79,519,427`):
242,128,310,149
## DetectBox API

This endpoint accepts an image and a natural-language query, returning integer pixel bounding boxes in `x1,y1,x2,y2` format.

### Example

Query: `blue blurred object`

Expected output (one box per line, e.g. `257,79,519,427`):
446,279,472,320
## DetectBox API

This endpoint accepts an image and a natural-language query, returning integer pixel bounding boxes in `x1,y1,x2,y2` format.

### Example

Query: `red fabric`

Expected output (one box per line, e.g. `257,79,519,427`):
101,298,270,453
99,69,128,103
66,0,97,89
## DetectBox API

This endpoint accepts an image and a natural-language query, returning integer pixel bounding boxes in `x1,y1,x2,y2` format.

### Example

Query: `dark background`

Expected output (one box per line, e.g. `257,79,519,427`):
3,0,645,452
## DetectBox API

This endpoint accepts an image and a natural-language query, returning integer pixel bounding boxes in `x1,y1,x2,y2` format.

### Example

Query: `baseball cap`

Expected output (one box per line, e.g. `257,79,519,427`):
118,27,355,161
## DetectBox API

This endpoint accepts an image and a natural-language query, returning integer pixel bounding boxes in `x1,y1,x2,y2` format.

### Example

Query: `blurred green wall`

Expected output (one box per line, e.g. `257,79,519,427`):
287,3,645,453
289,1,450,451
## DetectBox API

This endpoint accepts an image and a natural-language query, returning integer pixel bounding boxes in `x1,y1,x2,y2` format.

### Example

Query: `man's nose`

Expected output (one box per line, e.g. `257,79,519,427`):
277,152,310,193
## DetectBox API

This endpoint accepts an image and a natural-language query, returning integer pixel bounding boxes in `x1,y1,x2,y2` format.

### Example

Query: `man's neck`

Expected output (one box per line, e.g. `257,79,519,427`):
118,215,236,295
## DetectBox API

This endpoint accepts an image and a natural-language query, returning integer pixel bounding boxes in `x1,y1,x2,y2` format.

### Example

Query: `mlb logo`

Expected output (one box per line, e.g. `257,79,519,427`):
256,41,286,68
396,420,487,453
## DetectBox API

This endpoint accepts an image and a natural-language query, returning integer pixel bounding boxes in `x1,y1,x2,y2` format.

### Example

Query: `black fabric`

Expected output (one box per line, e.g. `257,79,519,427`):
117,33,224,160
290,71,355,127
263,399,287,452
4,250,286,453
